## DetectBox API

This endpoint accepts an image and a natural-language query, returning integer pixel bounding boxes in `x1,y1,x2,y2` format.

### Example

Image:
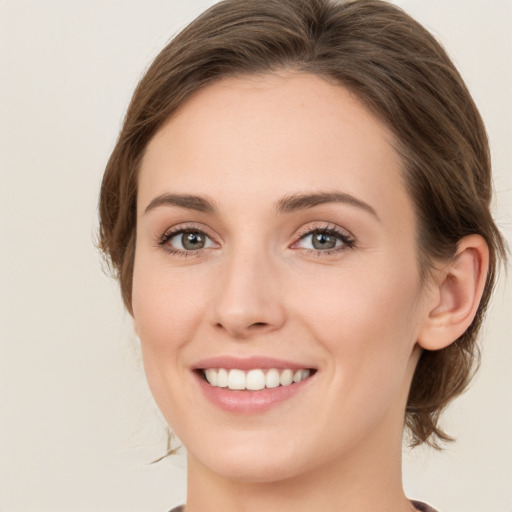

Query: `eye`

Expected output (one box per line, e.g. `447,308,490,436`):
292,224,355,255
159,226,217,255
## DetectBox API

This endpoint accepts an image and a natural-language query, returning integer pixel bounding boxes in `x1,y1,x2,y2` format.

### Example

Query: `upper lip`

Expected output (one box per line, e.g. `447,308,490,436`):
192,356,315,371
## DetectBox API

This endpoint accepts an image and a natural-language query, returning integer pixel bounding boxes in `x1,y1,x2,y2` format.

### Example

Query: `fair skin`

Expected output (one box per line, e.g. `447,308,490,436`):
132,73,488,512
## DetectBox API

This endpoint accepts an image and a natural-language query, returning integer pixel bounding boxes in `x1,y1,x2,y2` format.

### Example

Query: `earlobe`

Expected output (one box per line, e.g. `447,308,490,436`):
418,235,489,351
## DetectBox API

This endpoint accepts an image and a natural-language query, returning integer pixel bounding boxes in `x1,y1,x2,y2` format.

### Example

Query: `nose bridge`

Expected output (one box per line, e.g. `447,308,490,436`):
211,238,285,339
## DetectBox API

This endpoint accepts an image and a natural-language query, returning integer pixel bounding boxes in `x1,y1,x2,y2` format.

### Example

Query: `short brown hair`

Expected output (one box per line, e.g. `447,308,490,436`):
98,0,507,447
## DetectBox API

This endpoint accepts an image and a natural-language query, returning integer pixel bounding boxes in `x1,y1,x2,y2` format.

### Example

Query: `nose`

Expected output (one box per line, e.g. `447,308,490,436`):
211,245,286,340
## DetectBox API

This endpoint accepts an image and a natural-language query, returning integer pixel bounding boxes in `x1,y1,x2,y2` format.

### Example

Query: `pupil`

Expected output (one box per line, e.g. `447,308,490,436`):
313,232,336,250
183,231,205,250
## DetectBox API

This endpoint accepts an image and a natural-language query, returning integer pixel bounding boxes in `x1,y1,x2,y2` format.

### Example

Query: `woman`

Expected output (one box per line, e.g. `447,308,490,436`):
98,0,507,510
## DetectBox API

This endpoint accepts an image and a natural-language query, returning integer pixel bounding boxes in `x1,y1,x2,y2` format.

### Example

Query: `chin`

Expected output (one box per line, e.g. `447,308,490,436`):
188,433,312,484
205,455,303,484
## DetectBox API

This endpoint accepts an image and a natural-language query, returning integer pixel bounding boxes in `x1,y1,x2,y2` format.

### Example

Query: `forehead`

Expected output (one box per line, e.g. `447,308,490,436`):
138,72,412,229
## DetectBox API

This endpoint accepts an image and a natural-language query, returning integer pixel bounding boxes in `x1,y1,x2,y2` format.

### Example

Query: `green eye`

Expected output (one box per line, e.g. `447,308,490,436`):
179,231,208,250
160,227,217,255
310,232,339,250
294,226,355,255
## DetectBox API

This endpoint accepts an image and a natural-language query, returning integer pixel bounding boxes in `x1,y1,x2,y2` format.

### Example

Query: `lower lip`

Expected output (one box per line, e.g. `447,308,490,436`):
194,371,315,414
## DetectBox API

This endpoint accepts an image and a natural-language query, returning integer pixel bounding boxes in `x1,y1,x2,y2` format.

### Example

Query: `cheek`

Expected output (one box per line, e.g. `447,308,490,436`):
131,258,213,425
131,257,210,401
294,255,421,340
132,259,207,343
291,261,422,440
292,255,423,392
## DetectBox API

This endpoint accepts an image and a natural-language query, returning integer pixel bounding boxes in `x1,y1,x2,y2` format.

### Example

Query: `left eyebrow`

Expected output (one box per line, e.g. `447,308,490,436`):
275,192,379,220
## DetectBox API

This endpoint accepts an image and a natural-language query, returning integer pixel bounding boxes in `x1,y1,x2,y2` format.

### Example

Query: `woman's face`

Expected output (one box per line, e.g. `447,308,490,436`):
133,73,432,482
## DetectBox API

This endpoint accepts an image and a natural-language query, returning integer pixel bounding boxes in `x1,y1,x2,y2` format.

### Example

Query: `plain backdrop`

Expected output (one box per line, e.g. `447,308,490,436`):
1,1,510,511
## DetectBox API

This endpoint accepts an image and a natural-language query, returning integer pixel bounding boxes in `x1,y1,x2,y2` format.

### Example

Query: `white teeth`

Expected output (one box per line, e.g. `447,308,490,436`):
279,369,293,386
227,369,246,390
217,368,228,387
204,368,217,386
202,367,313,390
265,368,280,388
246,369,265,390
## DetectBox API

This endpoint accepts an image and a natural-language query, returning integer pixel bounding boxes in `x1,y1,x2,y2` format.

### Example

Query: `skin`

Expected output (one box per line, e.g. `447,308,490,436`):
131,73,486,512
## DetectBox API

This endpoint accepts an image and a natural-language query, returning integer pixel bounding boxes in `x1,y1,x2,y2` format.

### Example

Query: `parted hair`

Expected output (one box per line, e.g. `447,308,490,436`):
98,0,506,447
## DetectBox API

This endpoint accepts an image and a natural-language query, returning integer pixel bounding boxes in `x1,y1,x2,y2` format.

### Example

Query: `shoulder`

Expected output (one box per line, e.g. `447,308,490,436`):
411,500,439,512
168,503,437,512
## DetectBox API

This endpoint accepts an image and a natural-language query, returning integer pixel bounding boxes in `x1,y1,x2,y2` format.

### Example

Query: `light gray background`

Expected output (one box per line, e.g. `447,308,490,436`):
1,1,510,511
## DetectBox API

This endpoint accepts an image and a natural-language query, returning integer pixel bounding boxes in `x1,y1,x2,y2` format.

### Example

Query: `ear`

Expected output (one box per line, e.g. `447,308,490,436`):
418,235,489,351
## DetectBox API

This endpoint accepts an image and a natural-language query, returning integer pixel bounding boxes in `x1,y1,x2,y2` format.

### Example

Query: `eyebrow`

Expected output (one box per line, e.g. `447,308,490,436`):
144,193,218,215
143,191,379,220
275,192,379,219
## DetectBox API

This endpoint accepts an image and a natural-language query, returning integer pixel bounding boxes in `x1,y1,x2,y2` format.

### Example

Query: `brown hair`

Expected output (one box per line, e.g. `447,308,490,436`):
98,0,507,448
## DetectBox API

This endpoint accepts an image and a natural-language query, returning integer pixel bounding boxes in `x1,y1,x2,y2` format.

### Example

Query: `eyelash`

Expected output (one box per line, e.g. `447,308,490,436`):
294,223,355,257
157,223,216,258
156,222,355,258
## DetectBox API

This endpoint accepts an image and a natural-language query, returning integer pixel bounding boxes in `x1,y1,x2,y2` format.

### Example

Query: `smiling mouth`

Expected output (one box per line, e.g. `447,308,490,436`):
197,368,316,391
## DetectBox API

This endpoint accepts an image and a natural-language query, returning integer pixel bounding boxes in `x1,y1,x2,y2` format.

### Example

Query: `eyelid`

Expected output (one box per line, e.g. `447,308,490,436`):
155,221,355,257
294,222,354,241
290,222,356,254
160,222,217,240
157,223,220,255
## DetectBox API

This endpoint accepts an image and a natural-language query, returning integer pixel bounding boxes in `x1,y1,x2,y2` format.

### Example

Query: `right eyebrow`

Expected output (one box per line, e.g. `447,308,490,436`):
143,193,218,216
